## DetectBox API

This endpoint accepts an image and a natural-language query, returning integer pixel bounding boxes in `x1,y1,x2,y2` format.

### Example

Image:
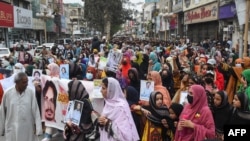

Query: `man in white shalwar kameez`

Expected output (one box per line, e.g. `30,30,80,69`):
0,72,42,141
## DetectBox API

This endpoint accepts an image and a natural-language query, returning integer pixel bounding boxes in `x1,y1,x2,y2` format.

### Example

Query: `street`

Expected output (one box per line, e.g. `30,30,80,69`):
0,133,64,141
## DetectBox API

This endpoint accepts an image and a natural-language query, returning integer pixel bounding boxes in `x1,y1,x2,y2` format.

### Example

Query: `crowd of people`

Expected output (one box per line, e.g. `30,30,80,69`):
0,35,250,141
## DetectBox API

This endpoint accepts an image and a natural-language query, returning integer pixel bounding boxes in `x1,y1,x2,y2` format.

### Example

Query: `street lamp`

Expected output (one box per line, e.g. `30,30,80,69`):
36,9,54,43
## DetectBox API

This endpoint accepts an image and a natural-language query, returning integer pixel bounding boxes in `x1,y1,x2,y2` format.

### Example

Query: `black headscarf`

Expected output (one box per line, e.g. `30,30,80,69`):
128,68,141,93
213,91,233,131
139,54,149,80
68,80,92,125
147,91,173,128
126,86,139,107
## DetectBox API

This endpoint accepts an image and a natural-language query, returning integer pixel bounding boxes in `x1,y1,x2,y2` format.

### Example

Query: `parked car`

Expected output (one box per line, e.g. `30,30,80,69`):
55,38,72,45
0,47,11,58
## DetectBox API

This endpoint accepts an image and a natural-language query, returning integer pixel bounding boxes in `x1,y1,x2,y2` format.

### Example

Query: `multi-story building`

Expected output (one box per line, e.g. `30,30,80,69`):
64,3,85,40
0,0,34,47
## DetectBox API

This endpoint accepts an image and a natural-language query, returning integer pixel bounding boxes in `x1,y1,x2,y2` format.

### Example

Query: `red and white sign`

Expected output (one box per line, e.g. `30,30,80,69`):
0,2,14,27
184,2,218,24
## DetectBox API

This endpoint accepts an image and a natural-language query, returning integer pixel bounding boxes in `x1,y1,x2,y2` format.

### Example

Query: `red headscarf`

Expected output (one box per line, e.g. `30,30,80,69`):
121,54,131,79
175,85,215,141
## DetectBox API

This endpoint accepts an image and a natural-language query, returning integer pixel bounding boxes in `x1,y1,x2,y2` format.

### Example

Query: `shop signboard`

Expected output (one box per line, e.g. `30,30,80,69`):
0,2,14,27
14,6,33,29
219,3,236,19
184,2,218,24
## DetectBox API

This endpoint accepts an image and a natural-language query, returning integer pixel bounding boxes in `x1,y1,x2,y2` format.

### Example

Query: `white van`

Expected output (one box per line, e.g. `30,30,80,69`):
55,38,72,45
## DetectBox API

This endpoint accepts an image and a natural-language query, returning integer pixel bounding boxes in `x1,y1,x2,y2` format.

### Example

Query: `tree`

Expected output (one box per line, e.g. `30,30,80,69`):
84,0,132,41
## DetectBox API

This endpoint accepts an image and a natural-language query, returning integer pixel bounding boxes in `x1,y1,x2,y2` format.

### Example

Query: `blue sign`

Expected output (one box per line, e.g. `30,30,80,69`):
219,3,236,19
145,0,159,3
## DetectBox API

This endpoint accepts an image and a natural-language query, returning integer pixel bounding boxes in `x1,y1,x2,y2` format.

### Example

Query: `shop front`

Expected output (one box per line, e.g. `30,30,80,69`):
185,2,219,43
0,2,14,47
218,3,237,46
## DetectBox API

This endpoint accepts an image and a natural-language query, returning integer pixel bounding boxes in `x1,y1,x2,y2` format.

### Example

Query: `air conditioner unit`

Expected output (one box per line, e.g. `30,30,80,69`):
228,25,234,32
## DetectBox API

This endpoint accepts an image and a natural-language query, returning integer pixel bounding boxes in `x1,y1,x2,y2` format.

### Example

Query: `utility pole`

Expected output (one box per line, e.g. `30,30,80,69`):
243,0,250,57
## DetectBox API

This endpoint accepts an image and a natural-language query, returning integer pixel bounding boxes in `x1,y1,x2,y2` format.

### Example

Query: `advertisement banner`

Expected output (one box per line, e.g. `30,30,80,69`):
14,6,33,29
219,3,236,19
184,2,218,24
0,2,14,27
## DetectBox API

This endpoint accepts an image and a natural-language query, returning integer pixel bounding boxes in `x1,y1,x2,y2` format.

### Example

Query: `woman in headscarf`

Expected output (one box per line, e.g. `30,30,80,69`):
13,63,26,74
69,61,82,80
160,68,175,99
213,91,234,140
125,86,141,138
147,71,171,108
174,85,215,141
63,80,93,141
139,91,174,141
135,51,143,66
98,77,139,141
238,69,250,109
47,63,60,77
120,52,132,80
148,52,161,72
128,68,141,93
85,66,96,81
139,54,149,80
229,92,250,124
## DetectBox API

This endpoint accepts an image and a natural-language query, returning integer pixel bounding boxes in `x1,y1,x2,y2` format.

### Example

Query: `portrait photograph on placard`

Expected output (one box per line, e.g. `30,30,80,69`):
106,51,122,72
60,64,69,80
179,91,188,105
64,101,74,123
72,100,84,126
32,69,42,84
140,80,154,101
91,79,103,98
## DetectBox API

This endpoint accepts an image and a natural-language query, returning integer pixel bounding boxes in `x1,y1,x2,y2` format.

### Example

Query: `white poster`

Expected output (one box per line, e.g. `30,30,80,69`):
179,91,188,105
91,79,103,98
140,80,154,101
14,6,33,29
106,50,122,72
32,69,42,84
60,64,69,80
40,75,94,130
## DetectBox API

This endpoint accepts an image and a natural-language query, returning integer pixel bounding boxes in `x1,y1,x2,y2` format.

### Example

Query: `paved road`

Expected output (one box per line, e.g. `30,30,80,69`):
0,133,64,141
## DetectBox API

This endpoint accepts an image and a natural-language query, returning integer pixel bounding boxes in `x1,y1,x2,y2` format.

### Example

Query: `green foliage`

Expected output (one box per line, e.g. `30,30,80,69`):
84,0,132,36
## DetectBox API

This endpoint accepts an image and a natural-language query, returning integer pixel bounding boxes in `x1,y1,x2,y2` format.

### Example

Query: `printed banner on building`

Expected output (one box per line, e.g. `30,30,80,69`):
14,6,33,29
0,2,14,27
184,2,218,24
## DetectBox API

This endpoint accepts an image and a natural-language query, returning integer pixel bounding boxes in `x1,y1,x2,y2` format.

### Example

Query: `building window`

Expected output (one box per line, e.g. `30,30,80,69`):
71,10,76,16
23,1,30,9
13,0,19,6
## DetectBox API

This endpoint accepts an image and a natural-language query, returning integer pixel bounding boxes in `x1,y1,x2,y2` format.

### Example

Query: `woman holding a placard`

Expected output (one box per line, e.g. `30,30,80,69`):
147,71,171,108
